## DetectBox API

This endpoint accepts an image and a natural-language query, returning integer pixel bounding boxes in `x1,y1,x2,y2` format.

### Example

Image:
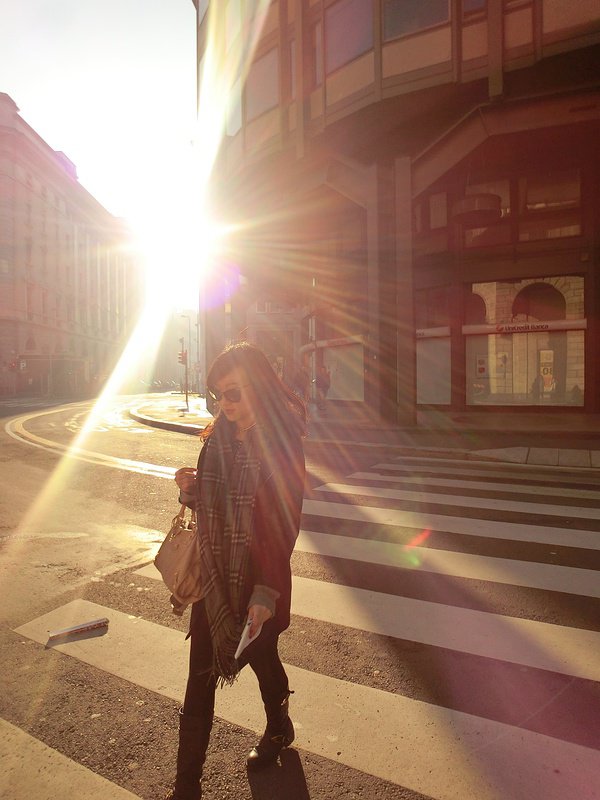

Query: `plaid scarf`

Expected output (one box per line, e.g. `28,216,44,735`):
196,419,263,683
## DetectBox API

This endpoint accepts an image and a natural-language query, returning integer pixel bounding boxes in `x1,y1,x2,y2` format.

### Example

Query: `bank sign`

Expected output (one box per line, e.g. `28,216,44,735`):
495,322,550,333
462,319,587,336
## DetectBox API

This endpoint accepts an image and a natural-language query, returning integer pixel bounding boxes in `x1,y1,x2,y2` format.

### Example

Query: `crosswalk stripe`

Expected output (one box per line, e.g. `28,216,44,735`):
316,482,600,521
302,498,600,550
374,461,600,485
386,454,541,468
0,718,139,800
351,472,600,501
14,599,600,800
134,564,600,681
294,529,600,597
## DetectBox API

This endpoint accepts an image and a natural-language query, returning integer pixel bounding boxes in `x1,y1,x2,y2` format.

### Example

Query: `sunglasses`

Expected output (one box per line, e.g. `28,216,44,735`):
207,384,250,403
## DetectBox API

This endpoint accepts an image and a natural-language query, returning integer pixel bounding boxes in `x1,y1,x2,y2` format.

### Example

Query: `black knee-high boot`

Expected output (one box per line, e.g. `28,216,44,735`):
165,709,213,800
246,690,294,770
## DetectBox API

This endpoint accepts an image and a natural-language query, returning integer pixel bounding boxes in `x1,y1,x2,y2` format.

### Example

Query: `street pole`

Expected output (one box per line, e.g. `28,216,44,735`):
185,352,189,411
179,335,189,412
181,314,192,404
195,316,200,395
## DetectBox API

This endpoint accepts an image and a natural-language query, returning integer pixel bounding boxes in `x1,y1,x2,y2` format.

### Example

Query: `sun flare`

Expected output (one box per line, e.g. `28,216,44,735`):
13,0,274,546
133,198,220,311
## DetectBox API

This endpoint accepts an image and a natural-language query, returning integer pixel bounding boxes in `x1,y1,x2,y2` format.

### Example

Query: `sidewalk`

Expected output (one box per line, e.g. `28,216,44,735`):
129,394,600,470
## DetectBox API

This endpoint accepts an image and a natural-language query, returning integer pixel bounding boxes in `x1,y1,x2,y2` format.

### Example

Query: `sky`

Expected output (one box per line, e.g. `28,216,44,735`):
0,0,197,220
1,1,266,313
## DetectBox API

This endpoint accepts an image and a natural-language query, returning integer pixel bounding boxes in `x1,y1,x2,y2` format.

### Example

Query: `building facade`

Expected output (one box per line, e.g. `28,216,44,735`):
196,0,600,422
0,93,141,397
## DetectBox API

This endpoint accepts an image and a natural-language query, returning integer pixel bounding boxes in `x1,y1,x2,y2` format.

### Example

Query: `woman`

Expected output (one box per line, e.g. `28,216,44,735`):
166,342,306,800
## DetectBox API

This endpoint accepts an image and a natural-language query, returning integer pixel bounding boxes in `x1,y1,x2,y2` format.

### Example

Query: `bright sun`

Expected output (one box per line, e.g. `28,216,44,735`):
10,1,273,545
132,193,219,312
129,0,272,313
97,0,272,391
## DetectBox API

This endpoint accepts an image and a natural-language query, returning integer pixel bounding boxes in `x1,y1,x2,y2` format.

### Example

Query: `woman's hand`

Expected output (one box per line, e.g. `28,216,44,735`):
175,467,196,495
247,604,273,639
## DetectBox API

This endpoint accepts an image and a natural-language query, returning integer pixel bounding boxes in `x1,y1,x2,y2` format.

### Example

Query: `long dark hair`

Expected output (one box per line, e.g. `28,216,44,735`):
202,342,306,442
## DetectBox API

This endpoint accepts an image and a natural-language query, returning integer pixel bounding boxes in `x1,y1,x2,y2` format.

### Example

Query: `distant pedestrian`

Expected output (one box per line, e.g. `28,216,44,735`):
530,374,542,403
292,364,310,402
314,364,331,410
167,342,306,799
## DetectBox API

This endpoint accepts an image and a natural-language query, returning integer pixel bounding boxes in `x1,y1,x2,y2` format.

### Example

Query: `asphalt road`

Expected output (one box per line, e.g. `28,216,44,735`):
1,395,600,800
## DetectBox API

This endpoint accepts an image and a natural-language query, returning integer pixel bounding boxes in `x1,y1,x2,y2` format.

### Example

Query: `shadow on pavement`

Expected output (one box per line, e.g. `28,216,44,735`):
247,749,310,799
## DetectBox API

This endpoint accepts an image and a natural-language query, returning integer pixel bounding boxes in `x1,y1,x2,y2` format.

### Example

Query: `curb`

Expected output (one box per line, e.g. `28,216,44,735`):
127,408,500,462
127,409,600,471
128,408,206,435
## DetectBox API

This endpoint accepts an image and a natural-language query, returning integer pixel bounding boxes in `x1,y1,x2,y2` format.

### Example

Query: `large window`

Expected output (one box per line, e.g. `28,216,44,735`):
245,49,279,120
325,0,373,74
519,169,581,242
429,192,448,230
225,0,241,51
464,277,585,406
416,286,452,405
463,0,486,14
455,169,582,249
324,343,365,402
289,39,296,100
383,0,449,41
464,178,511,248
311,21,323,88
415,286,452,329
227,78,242,135
27,283,35,321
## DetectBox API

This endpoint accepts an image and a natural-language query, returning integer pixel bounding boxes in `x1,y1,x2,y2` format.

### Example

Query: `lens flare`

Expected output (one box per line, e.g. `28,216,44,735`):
401,528,431,567
8,3,274,548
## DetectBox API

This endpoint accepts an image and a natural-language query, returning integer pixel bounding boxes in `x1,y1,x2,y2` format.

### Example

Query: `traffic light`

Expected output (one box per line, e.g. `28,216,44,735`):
178,350,187,365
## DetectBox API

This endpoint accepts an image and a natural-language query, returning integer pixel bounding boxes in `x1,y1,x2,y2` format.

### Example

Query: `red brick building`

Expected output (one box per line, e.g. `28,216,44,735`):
0,93,141,397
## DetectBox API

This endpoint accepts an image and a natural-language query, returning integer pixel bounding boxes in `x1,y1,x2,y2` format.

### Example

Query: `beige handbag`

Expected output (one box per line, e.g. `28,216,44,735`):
154,504,203,606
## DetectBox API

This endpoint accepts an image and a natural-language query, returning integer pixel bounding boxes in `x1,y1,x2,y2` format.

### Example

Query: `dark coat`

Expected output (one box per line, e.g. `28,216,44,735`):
190,427,305,637
248,431,305,632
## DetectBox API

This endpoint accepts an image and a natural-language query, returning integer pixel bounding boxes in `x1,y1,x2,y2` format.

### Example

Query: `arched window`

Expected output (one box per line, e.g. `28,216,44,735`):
512,283,565,322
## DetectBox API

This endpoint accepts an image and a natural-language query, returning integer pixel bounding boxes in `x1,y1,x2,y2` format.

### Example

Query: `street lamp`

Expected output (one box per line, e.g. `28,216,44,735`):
180,314,192,411
178,337,189,411
195,316,201,396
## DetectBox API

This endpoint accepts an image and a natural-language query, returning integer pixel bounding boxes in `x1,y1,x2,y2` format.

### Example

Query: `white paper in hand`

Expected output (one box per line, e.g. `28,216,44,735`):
235,619,263,660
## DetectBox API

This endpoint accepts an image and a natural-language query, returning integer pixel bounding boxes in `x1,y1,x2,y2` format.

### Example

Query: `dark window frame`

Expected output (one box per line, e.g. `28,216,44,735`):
245,46,280,122
324,0,374,76
462,0,486,17
307,19,323,90
382,0,450,44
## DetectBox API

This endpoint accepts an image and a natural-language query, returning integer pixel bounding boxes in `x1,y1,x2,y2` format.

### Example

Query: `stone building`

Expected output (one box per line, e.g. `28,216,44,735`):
0,93,141,397
194,0,600,420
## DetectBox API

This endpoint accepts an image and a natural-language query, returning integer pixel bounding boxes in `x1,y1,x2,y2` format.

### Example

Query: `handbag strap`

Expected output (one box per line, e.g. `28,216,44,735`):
173,504,187,526
175,503,196,526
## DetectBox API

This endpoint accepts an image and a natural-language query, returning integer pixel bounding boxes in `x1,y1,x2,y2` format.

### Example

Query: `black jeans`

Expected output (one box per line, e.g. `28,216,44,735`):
182,601,290,719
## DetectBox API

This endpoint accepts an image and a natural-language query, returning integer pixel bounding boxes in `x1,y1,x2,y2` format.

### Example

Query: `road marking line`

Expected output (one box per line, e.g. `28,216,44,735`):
302,498,600,550
14,599,600,800
316,483,600,521
5,413,176,479
351,471,600,501
135,565,600,681
0,718,139,800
